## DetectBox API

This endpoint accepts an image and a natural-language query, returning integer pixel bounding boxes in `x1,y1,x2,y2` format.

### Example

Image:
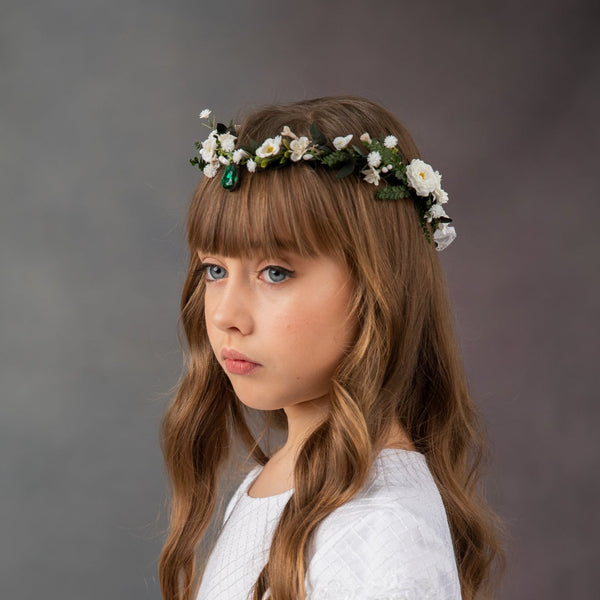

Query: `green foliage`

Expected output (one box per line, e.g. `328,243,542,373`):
322,150,352,167
375,186,409,200
336,161,356,179
309,122,327,146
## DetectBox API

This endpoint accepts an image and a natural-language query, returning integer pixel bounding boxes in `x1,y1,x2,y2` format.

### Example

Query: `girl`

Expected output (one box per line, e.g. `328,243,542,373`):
159,96,505,600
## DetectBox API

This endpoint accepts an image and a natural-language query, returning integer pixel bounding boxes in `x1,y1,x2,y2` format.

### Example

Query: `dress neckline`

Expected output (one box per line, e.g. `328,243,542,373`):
244,447,425,500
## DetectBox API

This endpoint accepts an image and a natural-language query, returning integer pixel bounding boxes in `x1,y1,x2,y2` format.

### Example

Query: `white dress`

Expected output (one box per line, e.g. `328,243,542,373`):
196,448,462,600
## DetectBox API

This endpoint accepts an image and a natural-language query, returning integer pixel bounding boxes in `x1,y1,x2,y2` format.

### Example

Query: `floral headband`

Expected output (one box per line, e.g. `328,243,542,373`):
190,109,456,251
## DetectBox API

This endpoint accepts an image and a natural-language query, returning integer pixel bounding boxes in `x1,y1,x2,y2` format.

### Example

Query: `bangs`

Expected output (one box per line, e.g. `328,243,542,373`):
188,165,355,261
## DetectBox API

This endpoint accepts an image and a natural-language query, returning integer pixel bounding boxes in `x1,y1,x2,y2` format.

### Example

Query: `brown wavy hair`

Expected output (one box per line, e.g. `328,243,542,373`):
159,96,506,600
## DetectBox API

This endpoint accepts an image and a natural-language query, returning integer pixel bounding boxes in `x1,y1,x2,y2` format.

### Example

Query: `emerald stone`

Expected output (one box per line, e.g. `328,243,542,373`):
221,164,239,190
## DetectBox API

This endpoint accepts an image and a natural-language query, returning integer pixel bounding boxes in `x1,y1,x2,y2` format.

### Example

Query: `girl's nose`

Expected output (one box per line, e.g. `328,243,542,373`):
208,278,254,335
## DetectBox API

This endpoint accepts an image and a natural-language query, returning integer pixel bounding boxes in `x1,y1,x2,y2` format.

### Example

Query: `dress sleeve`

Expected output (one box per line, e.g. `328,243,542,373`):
304,505,462,600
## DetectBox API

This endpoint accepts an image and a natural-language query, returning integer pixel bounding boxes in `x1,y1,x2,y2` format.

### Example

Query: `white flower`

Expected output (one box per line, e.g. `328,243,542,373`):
218,155,230,165
367,151,382,168
361,166,381,186
218,132,236,153
255,136,282,158
199,109,211,119
333,135,353,150
433,186,449,204
426,203,448,222
199,136,218,162
406,159,438,197
246,159,257,173
289,136,310,162
303,153,314,160
360,133,372,144
281,125,297,139
433,224,457,251
384,135,398,148
203,162,219,178
232,149,249,164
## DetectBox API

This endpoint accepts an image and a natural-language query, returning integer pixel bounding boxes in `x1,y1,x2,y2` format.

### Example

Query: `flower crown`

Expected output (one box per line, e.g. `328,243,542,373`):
190,109,456,251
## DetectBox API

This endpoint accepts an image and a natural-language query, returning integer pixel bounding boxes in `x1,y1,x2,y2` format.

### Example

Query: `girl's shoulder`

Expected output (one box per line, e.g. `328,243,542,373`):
311,449,450,538
305,449,461,599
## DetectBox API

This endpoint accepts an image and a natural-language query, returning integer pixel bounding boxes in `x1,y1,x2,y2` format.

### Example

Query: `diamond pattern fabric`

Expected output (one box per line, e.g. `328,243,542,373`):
196,449,461,599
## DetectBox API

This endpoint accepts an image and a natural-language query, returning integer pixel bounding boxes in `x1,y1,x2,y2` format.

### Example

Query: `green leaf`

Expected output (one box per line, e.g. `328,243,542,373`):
241,142,257,154
322,150,352,167
352,144,366,156
309,122,327,146
375,185,407,200
393,165,406,180
336,161,356,179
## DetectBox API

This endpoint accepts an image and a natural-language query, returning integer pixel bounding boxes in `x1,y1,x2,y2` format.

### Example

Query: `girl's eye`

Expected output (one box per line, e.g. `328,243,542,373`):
199,263,227,281
263,265,294,283
196,263,294,284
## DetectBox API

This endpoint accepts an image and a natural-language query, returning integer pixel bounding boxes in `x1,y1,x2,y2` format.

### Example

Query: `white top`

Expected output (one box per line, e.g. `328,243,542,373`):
196,449,461,600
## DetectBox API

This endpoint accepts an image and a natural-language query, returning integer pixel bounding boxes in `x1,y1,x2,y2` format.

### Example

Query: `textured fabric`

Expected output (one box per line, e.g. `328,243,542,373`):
195,449,461,600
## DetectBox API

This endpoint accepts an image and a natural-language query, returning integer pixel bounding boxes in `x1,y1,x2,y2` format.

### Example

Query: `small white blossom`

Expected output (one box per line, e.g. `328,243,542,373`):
433,186,448,204
218,155,230,165
333,135,353,150
281,125,298,139
218,132,236,153
384,135,398,148
426,203,448,222
360,133,372,144
232,149,249,164
382,166,388,173
199,109,211,119
367,151,382,168
406,159,438,197
203,162,219,178
433,223,457,251
289,136,310,162
246,159,257,173
303,153,314,160
199,136,218,162
361,166,381,186
387,164,393,170
255,136,282,158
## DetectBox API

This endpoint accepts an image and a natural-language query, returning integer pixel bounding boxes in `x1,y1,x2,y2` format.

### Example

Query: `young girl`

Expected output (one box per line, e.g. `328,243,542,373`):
159,96,505,600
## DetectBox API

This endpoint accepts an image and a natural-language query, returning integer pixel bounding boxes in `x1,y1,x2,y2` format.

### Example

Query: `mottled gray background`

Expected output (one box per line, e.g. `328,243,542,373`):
1,0,598,598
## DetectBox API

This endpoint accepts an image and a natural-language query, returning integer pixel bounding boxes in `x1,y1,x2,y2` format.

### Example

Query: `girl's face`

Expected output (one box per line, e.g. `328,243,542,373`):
199,249,357,411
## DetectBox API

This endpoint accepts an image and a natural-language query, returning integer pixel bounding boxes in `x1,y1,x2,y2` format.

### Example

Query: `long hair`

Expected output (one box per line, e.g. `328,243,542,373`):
159,96,506,600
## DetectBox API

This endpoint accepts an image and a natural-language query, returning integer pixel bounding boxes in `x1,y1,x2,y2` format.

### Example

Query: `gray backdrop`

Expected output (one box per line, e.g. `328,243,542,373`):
2,0,598,598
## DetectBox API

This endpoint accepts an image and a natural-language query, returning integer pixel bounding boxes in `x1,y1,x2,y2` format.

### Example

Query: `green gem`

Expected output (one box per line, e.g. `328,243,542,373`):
221,164,239,190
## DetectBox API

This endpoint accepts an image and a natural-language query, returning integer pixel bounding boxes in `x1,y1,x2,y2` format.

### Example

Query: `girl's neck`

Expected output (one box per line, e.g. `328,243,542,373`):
277,398,416,463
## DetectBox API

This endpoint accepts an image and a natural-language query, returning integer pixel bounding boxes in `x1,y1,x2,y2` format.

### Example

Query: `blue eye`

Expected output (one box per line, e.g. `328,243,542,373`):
263,266,294,283
196,263,227,281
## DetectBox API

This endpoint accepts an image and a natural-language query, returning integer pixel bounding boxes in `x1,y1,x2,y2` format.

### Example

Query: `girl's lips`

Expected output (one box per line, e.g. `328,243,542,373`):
221,348,262,375
221,348,261,363
224,358,262,375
